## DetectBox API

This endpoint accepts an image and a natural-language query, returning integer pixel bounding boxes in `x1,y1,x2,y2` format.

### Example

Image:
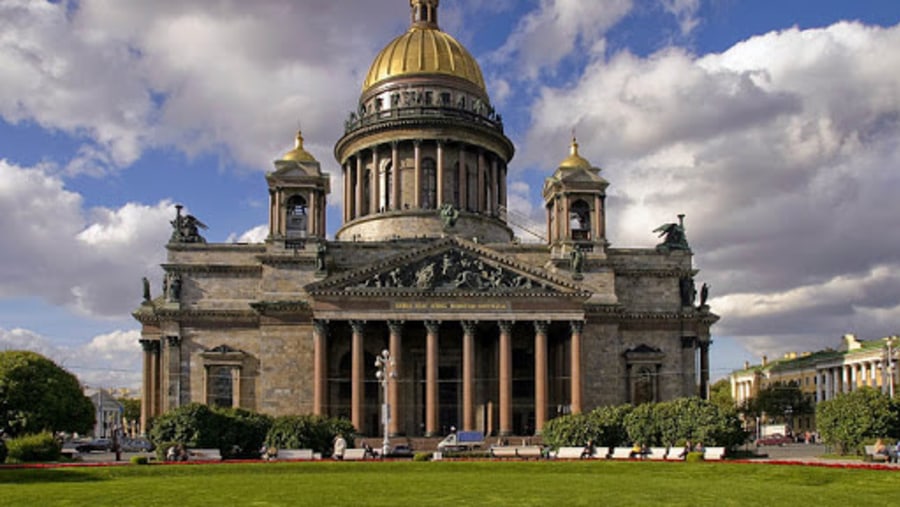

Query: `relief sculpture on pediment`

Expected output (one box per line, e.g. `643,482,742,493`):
354,249,545,292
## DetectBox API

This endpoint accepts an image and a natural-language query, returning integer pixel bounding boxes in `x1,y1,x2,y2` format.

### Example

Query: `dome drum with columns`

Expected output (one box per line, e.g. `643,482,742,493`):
135,0,718,440
335,0,513,243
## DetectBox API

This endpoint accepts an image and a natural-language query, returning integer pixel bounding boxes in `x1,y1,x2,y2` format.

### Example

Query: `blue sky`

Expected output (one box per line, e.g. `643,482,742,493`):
1,0,899,390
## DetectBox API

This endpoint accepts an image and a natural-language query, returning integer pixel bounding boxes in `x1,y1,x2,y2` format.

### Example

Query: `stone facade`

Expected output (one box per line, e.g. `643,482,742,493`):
134,0,718,437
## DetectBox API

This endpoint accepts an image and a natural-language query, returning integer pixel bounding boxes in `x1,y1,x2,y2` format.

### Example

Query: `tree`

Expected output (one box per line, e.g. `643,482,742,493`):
266,414,355,457
709,379,735,413
117,397,141,424
149,403,274,459
816,387,896,455
743,381,812,421
0,350,94,437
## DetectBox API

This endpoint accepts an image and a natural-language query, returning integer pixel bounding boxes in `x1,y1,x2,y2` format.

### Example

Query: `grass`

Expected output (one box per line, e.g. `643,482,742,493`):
1,460,899,506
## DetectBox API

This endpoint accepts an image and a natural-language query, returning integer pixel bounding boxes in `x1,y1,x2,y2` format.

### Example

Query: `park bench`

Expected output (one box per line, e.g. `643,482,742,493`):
342,448,368,461
554,447,588,459
187,448,222,461
864,445,890,462
609,447,633,459
591,446,610,459
647,447,668,460
703,447,725,461
274,449,315,461
490,446,519,459
516,446,543,459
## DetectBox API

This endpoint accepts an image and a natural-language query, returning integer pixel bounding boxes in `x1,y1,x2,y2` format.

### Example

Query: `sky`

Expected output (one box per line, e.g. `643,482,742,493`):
1,0,899,392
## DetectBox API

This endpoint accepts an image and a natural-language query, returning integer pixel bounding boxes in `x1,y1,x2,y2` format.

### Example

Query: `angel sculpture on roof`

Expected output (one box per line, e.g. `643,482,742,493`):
654,214,689,252
169,204,208,244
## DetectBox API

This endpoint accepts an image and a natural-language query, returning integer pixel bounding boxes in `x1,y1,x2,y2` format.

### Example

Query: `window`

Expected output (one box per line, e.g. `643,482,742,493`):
208,366,234,408
286,195,308,238
570,199,591,240
422,157,437,209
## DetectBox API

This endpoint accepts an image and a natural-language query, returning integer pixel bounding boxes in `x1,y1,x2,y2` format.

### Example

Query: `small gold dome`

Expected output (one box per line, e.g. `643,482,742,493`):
558,137,592,169
362,19,486,92
282,130,317,162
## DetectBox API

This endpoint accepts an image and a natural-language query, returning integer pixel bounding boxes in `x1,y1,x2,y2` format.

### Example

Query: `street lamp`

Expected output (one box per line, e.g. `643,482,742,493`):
374,349,396,459
784,406,793,440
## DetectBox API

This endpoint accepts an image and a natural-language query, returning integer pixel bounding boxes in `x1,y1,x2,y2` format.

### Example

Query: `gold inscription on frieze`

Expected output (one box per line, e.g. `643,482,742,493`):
393,301,510,311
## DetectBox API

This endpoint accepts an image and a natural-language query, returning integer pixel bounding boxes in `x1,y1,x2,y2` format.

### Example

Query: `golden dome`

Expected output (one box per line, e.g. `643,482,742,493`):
558,137,592,169
362,15,486,92
281,130,317,162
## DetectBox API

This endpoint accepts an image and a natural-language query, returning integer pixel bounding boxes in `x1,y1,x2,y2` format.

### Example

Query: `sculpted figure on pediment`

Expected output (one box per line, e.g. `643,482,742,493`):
346,249,557,293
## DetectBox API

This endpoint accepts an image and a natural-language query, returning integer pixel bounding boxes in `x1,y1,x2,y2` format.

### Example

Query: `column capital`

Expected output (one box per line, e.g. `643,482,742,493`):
461,320,477,334
424,320,441,334
570,321,584,334
140,339,161,354
388,320,405,334
313,319,330,336
534,320,550,335
350,320,366,333
498,320,514,333
165,335,182,348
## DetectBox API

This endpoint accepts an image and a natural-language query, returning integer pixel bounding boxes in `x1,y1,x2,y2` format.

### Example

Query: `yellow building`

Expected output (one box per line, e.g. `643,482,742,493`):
731,334,899,433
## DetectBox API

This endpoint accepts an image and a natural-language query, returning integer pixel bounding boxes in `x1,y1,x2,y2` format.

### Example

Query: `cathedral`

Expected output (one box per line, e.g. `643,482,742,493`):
134,0,718,438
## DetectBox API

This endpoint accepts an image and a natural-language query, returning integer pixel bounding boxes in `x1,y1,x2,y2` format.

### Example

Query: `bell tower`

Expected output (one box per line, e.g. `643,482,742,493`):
542,138,609,254
267,130,330,246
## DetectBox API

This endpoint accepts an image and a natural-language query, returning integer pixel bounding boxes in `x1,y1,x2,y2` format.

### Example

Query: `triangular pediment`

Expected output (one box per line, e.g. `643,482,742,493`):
307,237,589,297
267,160,324,181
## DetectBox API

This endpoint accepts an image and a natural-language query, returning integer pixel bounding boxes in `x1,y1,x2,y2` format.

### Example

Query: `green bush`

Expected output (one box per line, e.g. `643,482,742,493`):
413,451,432,461
216,408,273,459
5,432,61,463
266,414,354,458
130,455,149,465
150,403,274,460
543,397,746,451
817,387,897,455
685,451,704,463
542,404,632,449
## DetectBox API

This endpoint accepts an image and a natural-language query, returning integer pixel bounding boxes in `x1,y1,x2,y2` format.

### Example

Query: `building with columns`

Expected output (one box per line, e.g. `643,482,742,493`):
134,0,718,438
731,334,899,434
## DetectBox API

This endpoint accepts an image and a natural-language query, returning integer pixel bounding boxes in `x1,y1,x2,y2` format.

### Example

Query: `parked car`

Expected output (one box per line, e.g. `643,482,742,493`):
388,444,414,458
121,438,155,452
75,438,112,453
756,433,793,446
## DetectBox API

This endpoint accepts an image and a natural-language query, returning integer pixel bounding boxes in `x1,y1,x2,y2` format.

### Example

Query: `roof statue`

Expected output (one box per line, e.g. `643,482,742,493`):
440,203,460,230
169,204,207,244
654,214,689,252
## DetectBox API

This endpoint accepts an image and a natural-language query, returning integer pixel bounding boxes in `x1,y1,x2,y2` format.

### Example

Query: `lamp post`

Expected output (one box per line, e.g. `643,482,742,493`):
784,406,793,440
374,349,396,458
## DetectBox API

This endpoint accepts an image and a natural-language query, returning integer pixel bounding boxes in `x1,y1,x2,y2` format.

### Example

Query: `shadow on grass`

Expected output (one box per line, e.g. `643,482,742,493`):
0,468,107,485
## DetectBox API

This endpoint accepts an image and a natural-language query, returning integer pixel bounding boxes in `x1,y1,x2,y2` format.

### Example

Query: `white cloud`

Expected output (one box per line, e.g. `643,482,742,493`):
0,160,173,317
228,224,268,244
490,0,633,80
0,327,142,389
660,0,701,36
0,0,401,176
524,21,900,356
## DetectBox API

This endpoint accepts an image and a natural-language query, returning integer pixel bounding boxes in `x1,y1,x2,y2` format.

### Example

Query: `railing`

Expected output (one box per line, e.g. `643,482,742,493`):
344,104,504,134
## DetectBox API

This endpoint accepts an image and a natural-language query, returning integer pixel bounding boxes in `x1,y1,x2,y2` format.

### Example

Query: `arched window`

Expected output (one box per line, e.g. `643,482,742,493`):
362,169,371,215
422,157,437,209
450,162,461,207
286,195,308,238
381,161,392,211
570,199,591,240
467,165,477,211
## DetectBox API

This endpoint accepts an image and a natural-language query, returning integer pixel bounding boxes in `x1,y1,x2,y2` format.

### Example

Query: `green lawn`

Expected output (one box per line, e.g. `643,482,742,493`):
1,460,898,506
